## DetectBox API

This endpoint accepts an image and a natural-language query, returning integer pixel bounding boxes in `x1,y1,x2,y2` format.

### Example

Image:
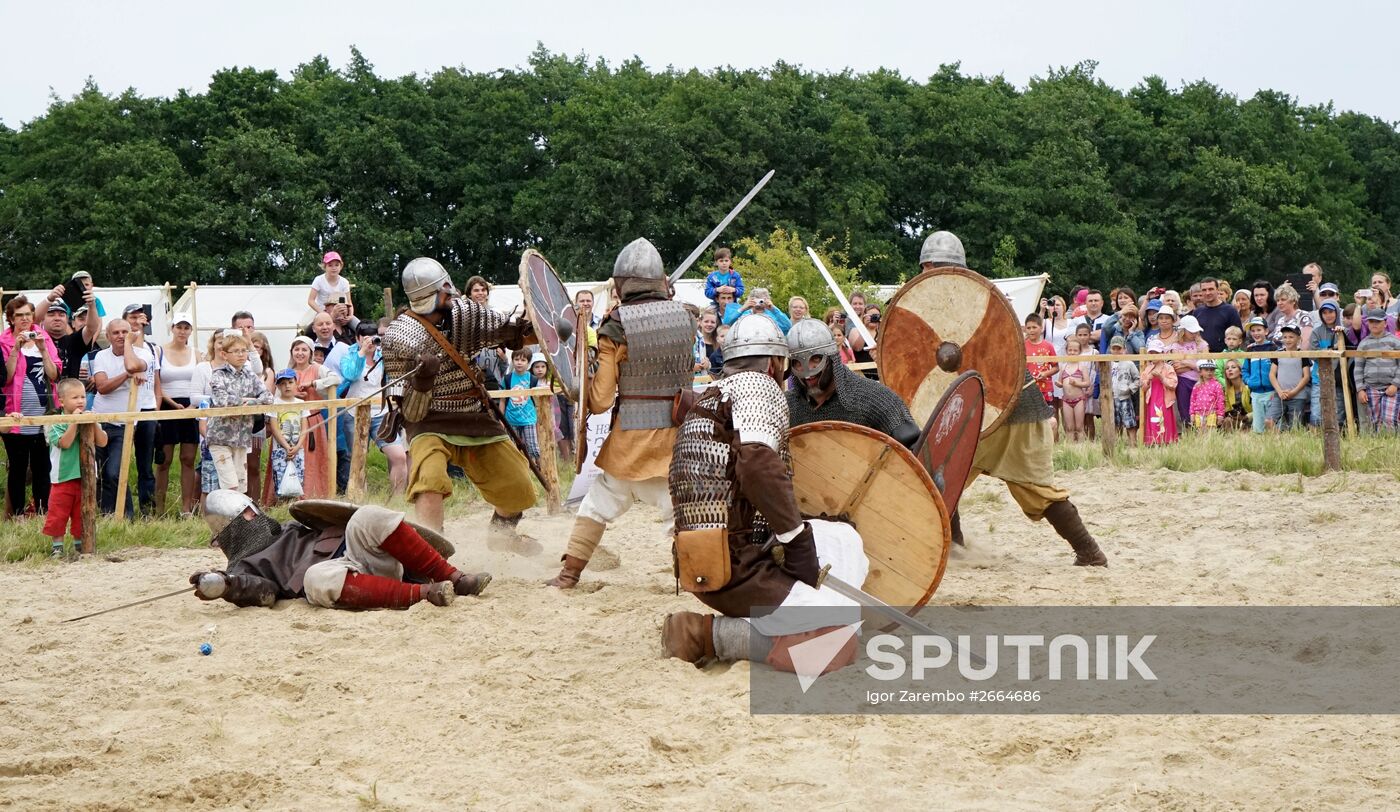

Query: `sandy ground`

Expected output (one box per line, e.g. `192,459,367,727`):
3,467,1399,811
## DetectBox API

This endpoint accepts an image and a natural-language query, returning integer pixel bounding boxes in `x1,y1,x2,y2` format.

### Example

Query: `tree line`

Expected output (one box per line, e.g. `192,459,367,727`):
2,46,1397,315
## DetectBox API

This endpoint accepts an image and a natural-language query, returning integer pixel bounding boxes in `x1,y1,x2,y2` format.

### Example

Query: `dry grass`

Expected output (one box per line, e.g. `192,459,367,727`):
1053,430,1400,477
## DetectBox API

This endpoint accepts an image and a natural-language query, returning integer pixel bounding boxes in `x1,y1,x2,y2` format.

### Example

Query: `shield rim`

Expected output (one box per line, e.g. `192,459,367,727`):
288,500,456,559
518,248,580,404
877,265,1023,439
789,420,951,613
573,305,592,474
913,370,984,516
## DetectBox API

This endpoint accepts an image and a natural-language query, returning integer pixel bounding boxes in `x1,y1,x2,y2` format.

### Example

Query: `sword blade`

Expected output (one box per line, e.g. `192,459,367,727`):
820,572,986,667
806,247,876,349
669,169,775,283
62,586,196,623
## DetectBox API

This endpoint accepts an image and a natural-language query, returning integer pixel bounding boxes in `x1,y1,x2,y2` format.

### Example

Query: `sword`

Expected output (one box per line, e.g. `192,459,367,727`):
817,569,988,668
62,586,195,623
807,246,876,349
341,361,423,412
669,169,776,284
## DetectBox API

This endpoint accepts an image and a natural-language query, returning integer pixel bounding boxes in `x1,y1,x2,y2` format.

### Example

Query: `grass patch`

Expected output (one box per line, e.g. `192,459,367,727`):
1052,431,1400,477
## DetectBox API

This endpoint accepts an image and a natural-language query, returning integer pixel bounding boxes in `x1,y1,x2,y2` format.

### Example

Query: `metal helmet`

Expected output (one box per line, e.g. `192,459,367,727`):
204,489,259,535
786,317,837,364
722,313,788,362
402,257,453,314
919,231,967,268
612,238,665,280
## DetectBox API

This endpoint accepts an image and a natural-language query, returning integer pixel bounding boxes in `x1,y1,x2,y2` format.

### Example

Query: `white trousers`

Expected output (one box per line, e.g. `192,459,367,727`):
577,472,674,530
748,519,870,637
209,445,248,494
303,505,408,607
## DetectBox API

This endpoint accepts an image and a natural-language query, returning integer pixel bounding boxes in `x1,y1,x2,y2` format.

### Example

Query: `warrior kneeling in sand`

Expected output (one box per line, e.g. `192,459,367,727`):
662,314,868,673
189,490,490,610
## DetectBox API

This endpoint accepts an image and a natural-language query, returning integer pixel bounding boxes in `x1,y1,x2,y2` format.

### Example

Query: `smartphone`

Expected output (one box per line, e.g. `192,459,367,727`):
1357,289,1377,300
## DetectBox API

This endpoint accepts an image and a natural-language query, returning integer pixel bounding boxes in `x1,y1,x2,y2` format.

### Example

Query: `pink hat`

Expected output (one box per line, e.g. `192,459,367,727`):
322,251,342,264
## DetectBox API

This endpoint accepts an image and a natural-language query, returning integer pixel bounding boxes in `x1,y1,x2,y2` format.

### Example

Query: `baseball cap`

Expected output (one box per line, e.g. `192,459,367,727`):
1108,336,1126,349
1247,316,1267,328
46,301,70,316
323,251,342,264
275,368,298,382
122,303,146,317
1365,308,1387,322
1146,298,1163,312
1197,358,1216,370
1179,315,1201,333
70,271,92,281
1319,301,1341,314
1319,282,1340,295
291,335,315,349
1156,305,1176,319
1280,324,1301,334
172,313,193,326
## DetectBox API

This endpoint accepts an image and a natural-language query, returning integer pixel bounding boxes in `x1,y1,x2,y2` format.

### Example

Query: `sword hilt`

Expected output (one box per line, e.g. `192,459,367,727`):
816,564,832,589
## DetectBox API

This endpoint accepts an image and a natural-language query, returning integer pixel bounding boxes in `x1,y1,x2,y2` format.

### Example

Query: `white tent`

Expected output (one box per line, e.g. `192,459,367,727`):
15,285,176,342
170,284,321,369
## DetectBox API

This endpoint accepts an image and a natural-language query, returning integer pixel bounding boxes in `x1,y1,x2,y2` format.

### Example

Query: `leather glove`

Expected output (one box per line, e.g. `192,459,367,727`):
189,571,228,600
411,353,440,392
775,523,821,588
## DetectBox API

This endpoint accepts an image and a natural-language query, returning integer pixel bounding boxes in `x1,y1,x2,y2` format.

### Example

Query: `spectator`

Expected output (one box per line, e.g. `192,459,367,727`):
2,295,60,517
1100,305,1144,354
44,378,107,559
503,349,540,463
42,281,100,378
190,331,225,511
207,334,273,493
1192,277,1242,352
1171,314,1208,426
1023,313,1058,405
1189,360,1225,429
155,314,201,516
1108,336,1139,444
308,311,351,374
822,306,847,331
91,318,160,516
788,296,810,322
1250,280,1279,335
1271,283,1315,346
230,311,266,377
230,311,268,500
722,287,791,333
703,247,745,304
1142,299,1163,341
1309,282,1342,326
847,290,872,356
1041,295,1072,355
1160,290,1184,318
1184,283,1203,315
695,311,719,373
1058,335,1092,442
709,324,729,376
249,331,276,391
267,369,308,500
308,251,352,316
1307,301,1346,429
1111,287,1138,315
1075,289,1110,344
1071,322,1102,440
288,336,342,498
1216,325,1247,385
1142,347,1179,446
466,276,492,309
1269,325,1310,431
1354,308,1400,432
713,289,739,323
334,322,388,493
1221,359,1251,431
1232,289,1255,325
574,288,599,329
1370,272,1398,317
831,323,855,364
327,301,360,346
1241,317,1279,433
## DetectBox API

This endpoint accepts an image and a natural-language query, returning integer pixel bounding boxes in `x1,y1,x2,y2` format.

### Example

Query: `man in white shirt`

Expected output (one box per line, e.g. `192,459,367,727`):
91,318,160,516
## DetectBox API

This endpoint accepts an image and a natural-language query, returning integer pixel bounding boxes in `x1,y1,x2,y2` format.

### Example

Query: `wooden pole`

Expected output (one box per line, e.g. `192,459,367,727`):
326,404,339,496
79,424,98,554
382,287,394,318
1338,353,1357,438
1319,358,1342,472
188,282,199,357
113,383,139,520
1097,359,1115,458
534,394,561,514
347,402,371,502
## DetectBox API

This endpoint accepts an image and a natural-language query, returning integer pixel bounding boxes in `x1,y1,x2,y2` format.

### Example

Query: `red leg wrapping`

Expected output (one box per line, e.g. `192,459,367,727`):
379,521,458,583
764,627,859,674
335,572,422,609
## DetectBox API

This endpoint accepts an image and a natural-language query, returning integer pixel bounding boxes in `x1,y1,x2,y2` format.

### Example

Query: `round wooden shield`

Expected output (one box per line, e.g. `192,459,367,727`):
912,371,984,516
789,421,950,612
878,267,1023,438
518,249,580,403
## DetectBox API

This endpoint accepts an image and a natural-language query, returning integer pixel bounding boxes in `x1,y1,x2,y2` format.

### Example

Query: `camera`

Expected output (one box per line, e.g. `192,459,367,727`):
22,331,39,341
336,296,348,305
372,336,382,346
867,313,880,324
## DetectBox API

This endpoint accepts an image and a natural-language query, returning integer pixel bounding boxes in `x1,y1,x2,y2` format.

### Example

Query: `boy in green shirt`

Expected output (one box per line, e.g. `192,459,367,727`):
45,379,107,558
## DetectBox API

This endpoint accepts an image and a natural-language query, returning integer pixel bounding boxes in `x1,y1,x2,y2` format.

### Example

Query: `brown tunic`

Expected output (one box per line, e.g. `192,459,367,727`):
229,523,345,598
590,337,677,481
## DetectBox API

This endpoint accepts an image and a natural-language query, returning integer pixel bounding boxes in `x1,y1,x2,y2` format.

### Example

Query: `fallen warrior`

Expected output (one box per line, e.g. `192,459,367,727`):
190,490,490,609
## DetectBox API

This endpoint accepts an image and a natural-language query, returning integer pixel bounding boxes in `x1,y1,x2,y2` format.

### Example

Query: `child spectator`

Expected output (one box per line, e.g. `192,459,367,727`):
1189,359,1225,429
1023,313,1058,404
1222,359,1251,430
1354,308,1400,432
1172,315,1208,430
1216,325,1247,385
267,369,308,499
504,349,540,462
1307,300,1346,429
1072,322,1102,440
831,324,855,365
44,379,107,558
1269,325,1310,431
1143,347,1179,445
703,247,745,305
1058,335,1092,442
207,334,274,493
308,251,352,315
1108,336,1139,443
1241,317,1280,433
709,324,730,377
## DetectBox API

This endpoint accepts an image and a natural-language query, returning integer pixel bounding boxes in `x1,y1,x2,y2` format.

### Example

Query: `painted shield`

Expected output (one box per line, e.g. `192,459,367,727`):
912,371,984,516
518,248,580,402
878,267,1023,438
289,500,455,559
789,421,951,613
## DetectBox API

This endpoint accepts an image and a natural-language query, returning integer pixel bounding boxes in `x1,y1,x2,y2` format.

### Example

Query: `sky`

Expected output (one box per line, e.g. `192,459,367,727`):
2,0,1397,127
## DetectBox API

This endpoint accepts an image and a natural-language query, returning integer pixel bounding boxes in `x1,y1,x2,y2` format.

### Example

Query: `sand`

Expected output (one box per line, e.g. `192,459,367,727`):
3,467,1398,810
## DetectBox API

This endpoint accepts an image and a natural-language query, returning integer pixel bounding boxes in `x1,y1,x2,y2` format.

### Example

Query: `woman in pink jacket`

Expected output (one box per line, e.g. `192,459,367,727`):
2,295,61,517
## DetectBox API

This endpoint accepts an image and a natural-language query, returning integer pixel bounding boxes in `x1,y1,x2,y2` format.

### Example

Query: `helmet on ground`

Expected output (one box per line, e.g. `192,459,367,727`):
204,489,259,536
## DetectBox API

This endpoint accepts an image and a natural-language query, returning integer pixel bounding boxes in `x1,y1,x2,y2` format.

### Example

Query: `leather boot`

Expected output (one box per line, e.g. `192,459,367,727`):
663,611,715,667
545,555,588,589
1042,500,1107,567
487,512,543,557
949,510,964,547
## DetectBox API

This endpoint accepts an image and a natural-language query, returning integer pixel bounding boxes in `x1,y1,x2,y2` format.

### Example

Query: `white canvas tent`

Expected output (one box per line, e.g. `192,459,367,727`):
170,285,320,369
15,285,176,343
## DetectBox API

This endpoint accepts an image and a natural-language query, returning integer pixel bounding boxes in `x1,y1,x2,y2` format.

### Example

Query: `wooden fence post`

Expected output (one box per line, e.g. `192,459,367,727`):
113,383,140,520
1097,359,1115,458
79,425,98,554
382,287,394,318
347,402,371,502
535,393,562,514
1319,357,1342,472
1338,353,1357,438
327,404,339,496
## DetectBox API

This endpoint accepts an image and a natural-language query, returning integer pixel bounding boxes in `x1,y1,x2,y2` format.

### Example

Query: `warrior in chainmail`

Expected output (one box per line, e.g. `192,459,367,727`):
546,238,695,589
379,257,539,548
784,317,921,448
662,314,870,673
187,490,491,610
919,230,1107,566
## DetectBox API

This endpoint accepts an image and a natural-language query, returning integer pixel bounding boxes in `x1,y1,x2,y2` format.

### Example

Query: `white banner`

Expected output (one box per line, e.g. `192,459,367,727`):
565,409,613,507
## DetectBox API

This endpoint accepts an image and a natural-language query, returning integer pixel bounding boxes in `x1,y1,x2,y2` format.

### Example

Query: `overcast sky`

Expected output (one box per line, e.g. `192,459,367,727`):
2,0,1396,128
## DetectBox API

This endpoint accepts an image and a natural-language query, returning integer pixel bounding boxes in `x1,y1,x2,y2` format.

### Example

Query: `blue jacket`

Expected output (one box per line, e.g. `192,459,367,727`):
704,270,745,302
1241,340,1278,393
720,303,791,333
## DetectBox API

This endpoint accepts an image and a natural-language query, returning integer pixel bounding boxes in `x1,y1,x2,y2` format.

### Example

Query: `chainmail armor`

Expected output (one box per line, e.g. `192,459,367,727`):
212,512,286,567
1006,369,1056,424
787,356,916,435
381,297,512,415
615,301,696,430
